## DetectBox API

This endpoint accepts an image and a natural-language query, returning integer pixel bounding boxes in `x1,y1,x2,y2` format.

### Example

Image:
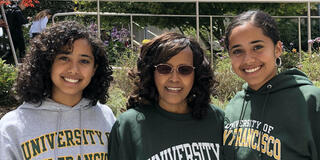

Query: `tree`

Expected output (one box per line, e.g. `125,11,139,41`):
72,2,311,50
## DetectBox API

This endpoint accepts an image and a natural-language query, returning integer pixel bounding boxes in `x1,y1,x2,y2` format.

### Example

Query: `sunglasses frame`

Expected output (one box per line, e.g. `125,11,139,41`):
154,63,195,75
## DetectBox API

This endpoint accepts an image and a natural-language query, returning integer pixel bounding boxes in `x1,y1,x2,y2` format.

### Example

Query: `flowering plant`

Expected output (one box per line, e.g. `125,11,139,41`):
0,0,39,7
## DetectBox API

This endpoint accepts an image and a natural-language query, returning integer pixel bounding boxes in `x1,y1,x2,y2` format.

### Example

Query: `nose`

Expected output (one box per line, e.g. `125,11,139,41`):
169,68,180,82
67,61,80,74
243,51,255,65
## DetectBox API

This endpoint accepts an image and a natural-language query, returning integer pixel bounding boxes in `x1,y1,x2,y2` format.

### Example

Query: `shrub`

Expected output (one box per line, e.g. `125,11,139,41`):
106,86,127,117
214,56,244,102
0,58,18,107
314,81,320,88
106,49,138,116
300,54,320,82
280,50,302,70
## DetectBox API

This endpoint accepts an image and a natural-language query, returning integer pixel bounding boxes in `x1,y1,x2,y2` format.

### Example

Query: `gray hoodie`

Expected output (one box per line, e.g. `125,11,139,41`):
0,98,116,160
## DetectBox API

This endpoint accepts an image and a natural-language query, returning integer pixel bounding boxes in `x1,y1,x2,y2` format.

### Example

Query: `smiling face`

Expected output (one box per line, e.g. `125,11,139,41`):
51,39,96,106
228,22,282,90
154,46,194,114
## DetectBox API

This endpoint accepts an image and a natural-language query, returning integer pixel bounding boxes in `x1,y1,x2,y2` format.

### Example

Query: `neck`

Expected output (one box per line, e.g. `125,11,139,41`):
158,101,190,114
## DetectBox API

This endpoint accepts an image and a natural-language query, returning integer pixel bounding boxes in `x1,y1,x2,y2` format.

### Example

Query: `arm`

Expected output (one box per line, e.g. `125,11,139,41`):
0,19,7,28
108,120,135,160
307,89,320,160
108,121,121,160
310,103,320,160
0,133,20,160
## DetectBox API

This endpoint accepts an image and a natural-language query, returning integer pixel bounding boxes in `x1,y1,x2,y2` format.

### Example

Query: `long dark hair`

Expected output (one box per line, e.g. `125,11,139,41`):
127,32,217,119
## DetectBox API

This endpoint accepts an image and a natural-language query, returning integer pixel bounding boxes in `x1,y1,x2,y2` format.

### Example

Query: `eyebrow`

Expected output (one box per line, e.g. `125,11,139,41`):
250,40,264,44
80,54,94,59
230,40,264,50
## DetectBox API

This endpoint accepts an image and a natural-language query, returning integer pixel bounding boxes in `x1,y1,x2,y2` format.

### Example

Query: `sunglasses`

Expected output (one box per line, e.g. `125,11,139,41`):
154,64,195,75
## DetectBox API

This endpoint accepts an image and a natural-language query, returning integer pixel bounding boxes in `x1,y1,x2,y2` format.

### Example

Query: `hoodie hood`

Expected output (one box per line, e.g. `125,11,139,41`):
243,68,312,94
20,98,92,112
223,68,320,160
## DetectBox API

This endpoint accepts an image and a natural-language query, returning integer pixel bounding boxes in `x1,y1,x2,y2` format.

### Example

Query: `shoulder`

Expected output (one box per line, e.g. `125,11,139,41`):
225,90,245,109
0,103,28,135
94,103,116,121
205,104,225,124
117,107,148,122
208,104,225,117
299,84,320,112
113,106,152,128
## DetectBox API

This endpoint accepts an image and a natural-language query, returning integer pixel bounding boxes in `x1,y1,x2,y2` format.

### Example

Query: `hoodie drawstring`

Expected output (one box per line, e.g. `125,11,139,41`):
233,92,250,160
80,106,83,158
55,108,62,159
257,84,272,160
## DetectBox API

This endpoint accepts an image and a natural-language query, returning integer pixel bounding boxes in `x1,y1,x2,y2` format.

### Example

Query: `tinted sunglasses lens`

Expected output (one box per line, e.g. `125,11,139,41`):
156,64,172,74
178,65,194,75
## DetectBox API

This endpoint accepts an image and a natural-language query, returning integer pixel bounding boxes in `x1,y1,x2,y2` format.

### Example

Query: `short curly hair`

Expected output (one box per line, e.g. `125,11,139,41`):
127,32,217,119
13,21,113,106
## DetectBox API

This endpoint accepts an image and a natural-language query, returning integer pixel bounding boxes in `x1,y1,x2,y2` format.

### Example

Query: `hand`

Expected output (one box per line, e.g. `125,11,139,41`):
27,16,32,21
0,19,7,28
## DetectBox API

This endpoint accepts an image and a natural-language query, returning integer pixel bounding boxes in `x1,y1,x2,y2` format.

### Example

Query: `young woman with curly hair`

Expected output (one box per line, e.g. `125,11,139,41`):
108,32,224,160
0,21,115,160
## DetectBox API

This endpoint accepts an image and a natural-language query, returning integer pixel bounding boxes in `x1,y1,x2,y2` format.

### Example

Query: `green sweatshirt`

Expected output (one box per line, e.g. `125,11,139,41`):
108,103,224,160
223,68,320,160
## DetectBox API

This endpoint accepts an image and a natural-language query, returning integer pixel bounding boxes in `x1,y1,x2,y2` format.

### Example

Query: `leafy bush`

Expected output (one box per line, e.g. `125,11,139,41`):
0,58,18,107
280,50,302,70
214,56,244,102
106,49,138,116
314,81,320,88
106,86,127,117
300,54,320,82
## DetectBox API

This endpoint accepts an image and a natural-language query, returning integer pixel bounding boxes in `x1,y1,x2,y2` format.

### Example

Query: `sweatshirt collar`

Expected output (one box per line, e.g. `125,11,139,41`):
244,68,312,94
20,98,92,111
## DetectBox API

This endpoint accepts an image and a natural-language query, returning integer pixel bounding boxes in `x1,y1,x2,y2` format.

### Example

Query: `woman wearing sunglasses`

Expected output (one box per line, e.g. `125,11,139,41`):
108,32,224,160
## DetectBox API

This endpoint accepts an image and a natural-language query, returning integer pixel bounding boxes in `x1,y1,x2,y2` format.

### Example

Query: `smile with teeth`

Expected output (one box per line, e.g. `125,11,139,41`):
244,66,261,73
166,87,182,91
64,77,79,83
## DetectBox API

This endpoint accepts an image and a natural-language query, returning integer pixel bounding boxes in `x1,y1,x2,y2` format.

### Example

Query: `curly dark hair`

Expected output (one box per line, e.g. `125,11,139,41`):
127,32,217,119
13,21,113,106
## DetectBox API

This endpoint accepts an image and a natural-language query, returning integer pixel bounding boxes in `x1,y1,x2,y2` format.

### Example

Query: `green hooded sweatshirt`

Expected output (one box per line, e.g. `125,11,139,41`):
108,103,224,160
223,68,320,160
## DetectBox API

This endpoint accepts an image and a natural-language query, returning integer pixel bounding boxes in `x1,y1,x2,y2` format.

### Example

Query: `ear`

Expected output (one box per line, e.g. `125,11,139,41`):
275,41,283,58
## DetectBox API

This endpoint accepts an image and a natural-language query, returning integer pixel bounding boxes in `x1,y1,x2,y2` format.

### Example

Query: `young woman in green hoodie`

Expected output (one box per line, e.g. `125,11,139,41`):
223,10,320,160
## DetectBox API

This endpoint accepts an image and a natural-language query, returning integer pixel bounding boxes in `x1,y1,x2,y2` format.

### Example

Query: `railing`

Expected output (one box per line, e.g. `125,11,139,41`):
53,11,320,64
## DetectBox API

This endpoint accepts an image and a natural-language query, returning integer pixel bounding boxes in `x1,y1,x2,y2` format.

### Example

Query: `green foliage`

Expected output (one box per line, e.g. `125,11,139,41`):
76,1,309,50
106,48,138,116
211,96,229,110
111,50,138,97
106,41,131,65
313,81,320,88
0,58,18,106
280,50,302,70
300,54,320,82
106,86,127,117
214,56,244,102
